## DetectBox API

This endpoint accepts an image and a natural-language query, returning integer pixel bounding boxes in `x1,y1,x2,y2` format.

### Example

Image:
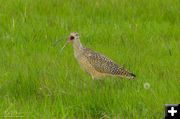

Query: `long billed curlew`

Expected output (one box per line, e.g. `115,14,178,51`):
61,32,136,79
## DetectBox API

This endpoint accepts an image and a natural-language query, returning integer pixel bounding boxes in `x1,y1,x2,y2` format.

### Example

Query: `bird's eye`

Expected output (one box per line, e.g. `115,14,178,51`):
70,36,75,40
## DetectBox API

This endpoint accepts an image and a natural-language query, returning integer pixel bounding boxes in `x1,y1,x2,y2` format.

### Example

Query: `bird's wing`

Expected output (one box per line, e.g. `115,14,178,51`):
83,48,125,75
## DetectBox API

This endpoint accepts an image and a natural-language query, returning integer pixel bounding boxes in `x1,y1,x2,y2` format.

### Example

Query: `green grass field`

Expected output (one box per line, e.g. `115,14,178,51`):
0,0,180,118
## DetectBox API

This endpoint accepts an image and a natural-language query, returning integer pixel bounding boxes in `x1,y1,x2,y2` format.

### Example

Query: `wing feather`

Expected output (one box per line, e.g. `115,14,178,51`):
83,48,125,75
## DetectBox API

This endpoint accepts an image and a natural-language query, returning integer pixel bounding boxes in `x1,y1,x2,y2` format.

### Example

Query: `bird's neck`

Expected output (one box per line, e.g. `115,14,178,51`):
73,38,83,50
73,39,84,58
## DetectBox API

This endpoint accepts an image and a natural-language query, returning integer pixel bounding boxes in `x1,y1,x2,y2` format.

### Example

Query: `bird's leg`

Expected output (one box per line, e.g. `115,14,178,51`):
91,75,101,80
91,75,95,80
91,74,98,80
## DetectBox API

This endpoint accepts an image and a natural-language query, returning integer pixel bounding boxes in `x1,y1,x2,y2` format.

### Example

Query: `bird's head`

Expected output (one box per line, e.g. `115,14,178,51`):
68,32,80,43
60,32,80,52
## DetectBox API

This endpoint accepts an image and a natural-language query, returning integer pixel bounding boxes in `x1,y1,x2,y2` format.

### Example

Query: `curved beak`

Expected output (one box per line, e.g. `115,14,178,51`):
60,41,69,53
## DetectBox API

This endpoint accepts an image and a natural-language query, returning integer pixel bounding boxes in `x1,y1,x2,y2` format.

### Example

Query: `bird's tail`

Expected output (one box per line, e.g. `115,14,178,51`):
126,72,136,79
119,70,136,79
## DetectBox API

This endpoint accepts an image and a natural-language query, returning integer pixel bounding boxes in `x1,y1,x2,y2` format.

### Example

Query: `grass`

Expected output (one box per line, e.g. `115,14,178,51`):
0,0,180,118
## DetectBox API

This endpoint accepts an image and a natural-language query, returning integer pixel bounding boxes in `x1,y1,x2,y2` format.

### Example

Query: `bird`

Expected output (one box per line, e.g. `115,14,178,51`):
61,32,136,80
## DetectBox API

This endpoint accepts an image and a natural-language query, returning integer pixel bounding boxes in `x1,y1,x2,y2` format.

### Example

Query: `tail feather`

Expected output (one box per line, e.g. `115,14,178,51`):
128,72,136,79
119,70,136,79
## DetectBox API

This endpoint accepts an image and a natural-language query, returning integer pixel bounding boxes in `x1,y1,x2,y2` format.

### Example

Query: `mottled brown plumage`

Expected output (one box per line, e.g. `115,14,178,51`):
83,48,135,79
62,32,136,79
